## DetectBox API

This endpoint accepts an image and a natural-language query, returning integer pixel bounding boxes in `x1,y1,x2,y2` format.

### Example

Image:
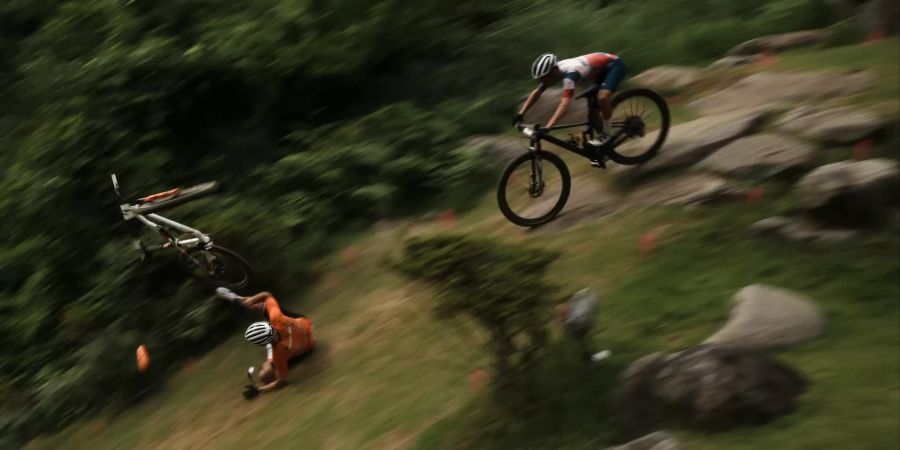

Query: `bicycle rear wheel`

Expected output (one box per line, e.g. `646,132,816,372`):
178,245,252,289
607,89,670,165
497,151,571,227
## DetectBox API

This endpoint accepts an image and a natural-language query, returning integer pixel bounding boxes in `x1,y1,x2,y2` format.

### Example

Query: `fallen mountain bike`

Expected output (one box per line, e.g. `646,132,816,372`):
498,87,670,227
111,174,252,289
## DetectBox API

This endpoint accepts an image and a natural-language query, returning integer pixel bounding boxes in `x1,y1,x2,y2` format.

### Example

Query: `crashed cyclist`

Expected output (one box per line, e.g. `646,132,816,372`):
514,51,626,147
217,288,316,398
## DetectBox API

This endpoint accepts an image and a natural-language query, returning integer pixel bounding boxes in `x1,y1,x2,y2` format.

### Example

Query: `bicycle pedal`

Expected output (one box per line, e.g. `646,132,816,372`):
590,159,607,169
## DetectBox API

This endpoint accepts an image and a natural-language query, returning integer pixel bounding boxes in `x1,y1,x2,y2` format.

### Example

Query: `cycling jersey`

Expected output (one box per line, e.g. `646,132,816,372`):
538,52,621,94
263,296,315,380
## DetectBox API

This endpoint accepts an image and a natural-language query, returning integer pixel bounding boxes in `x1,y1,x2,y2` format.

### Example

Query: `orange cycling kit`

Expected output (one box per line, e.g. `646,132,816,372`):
263,296,315,380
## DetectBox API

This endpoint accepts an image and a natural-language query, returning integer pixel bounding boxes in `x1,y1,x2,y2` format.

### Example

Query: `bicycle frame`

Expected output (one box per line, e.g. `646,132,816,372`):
112,174,212,253
526,117,632,159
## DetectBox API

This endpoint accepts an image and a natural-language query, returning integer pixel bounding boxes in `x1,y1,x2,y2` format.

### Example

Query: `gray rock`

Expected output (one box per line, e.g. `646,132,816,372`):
727,29,828,56
703,284,827,349
750,216,858,243
606,431,682,450
689,70,874,115
776,105,888,144
859,0,900,35
624,173,730,207
621,345,807,436
709,55,762,68
795,158,900,225
463,135,527,164
696,133,816,178
630,65,704,93
524,87,588,125
612,109,770,180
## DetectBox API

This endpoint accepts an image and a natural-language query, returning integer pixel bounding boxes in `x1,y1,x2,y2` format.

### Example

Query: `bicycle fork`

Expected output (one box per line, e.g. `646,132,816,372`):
528,140,545,198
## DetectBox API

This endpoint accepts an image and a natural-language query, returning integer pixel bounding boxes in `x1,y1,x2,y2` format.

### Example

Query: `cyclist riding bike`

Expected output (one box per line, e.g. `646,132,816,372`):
514,52,626,147
217,288,316,398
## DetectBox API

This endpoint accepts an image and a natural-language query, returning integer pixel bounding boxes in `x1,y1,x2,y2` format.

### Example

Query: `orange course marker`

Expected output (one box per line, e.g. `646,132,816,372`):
757,52,778,68
136,345,150,373
864,31,885,45
638,231,656,257
853,139,873,160
746,187,765,206
340,245,358,265
468,367,485,392
439,209,457,228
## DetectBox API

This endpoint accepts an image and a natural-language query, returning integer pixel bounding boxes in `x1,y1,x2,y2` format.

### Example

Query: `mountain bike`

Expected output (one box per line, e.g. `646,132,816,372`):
111,174,252,289
498,87,670,227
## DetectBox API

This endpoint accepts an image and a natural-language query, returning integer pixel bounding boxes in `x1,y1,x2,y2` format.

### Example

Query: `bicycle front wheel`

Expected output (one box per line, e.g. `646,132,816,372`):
607,88,670,165
178,245,252,289
497,151,571,227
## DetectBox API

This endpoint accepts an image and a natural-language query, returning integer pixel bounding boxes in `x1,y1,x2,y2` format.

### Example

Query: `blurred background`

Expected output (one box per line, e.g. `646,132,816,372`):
1,0,898,448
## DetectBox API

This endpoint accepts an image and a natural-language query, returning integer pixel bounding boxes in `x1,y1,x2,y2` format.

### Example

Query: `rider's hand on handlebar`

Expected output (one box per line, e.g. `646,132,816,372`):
513,113,524,128
522,126,548,138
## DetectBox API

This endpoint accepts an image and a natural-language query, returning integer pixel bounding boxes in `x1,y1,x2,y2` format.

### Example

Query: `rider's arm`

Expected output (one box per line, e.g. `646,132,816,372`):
518,84,547,116
545,89,574,128
241,291,273,313
258,351,290,393
257,378,287,393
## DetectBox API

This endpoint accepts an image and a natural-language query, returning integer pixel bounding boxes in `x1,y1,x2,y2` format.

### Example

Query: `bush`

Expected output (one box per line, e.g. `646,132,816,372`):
395,235,559,405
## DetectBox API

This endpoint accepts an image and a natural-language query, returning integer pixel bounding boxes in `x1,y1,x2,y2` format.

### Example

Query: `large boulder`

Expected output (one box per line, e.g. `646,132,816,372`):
696,133,816,178
612,109,769,180
689,70,874,115
703,284,827,349
605,431,682,450
524,87,588,125
726,29,829,56
630,66,704,93
776,105,888,144
620,345,807,436
624,173,730,207
795,158,900,225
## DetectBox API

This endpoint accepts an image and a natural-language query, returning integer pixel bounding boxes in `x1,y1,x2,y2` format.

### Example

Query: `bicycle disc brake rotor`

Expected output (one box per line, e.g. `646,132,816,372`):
623,116,646,137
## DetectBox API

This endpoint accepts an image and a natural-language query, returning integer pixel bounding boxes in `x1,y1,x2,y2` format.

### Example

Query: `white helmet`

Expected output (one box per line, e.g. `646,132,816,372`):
531,53,558,79
245,322,276,346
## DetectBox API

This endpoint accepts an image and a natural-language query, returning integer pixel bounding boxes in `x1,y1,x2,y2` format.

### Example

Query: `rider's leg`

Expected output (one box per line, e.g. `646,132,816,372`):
597,89,614,134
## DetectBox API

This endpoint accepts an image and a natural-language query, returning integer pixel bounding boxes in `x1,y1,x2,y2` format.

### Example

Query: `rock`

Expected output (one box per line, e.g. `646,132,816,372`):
750,216,858,243
606,431,682,450
704,284,827,349
696,133,816,178
525,87,588,125
528,171,620,232
859,0,900,35
621,345,807,436
612,109,770,180
795,158,900,225
624,173,730,207
689,70,874,115
776,105,888,144
464,135,527,164
726,29,829,56
709,55,762,68
630,66,704,93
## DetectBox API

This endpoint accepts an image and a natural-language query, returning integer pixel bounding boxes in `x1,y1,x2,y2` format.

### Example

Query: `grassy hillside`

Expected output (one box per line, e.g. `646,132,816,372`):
28,40,900,449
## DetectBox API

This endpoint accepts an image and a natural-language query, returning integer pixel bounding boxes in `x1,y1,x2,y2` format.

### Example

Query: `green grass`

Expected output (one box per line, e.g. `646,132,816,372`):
27,41,900,450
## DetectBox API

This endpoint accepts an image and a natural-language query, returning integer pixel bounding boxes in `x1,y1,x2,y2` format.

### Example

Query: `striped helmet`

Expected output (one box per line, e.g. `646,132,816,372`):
531,53,558,79
245,321,276,346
